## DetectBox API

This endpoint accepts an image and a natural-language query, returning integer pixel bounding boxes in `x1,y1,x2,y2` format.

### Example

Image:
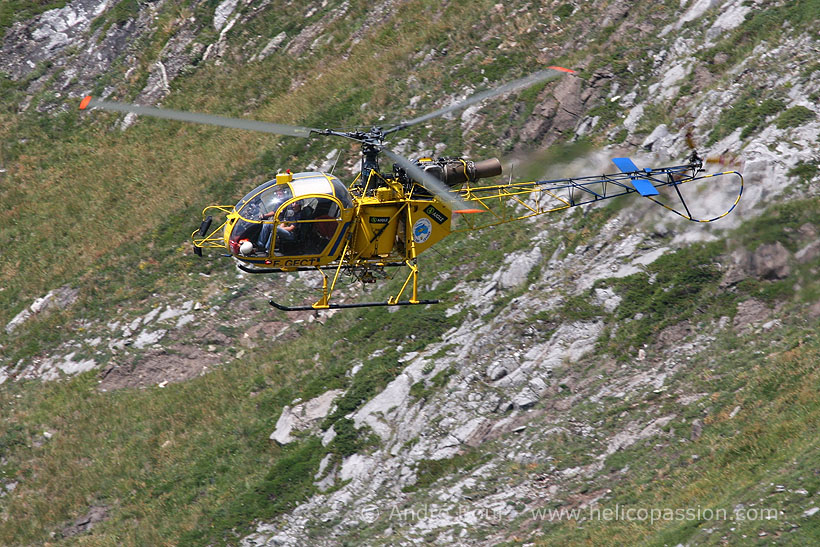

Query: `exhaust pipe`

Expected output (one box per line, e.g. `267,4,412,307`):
440,157,503,186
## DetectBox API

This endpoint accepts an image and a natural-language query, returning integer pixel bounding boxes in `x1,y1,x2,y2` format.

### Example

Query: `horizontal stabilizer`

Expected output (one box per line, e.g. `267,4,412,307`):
629,178,659,197
612,157,659,196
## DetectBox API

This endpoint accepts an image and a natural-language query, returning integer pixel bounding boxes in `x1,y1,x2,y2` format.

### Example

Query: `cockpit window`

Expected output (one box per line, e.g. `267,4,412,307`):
273,197,342,256
230,182,294,256
258,185,293,218
229,175,352,259
237,182,293,221
236,180,274,211
330,177,354,208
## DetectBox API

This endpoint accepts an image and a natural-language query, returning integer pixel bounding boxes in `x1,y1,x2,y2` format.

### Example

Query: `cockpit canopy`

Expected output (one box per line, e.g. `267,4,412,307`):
228,172,353,260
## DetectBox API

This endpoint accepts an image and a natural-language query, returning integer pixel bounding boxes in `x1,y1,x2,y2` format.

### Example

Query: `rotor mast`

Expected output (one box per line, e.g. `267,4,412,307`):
360,128,385,189
313,127,386,190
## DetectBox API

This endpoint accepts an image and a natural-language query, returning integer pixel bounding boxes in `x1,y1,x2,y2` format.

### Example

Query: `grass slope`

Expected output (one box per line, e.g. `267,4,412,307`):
2,0,820,545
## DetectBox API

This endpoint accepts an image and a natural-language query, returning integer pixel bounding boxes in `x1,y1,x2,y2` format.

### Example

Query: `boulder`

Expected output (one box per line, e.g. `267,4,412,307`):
641,123,671,152
61,505,108,537
733,299,771,332
497,247,542,289
270,389,344,445
5,286,79,334
751,241,791,280
796,240,820,264
720,248,753,287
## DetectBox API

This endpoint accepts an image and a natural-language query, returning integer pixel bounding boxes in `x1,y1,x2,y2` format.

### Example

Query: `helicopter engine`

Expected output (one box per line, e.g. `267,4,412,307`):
395,157,502,188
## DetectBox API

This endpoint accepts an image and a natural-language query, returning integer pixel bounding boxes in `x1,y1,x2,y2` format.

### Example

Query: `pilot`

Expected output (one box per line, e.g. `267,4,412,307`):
275,200,304,246
253,200,306,254
255,208,280,254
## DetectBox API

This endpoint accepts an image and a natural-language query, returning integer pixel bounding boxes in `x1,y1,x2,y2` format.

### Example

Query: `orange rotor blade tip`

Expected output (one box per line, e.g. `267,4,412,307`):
79,96,92,110
454,208,487,214
548,66,575,73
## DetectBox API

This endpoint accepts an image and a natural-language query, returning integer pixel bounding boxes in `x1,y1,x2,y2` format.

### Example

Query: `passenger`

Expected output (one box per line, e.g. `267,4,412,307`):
238,239,254,256
256,200,308,255
255,209,276,254
276,200,304,247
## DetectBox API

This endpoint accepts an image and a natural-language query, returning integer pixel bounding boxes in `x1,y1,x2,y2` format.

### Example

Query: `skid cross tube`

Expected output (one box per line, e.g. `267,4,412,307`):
269,299,439,311
237,261,407,274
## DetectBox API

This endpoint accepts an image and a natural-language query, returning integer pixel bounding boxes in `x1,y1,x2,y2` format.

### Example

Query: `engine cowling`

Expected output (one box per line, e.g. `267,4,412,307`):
396,157,502,187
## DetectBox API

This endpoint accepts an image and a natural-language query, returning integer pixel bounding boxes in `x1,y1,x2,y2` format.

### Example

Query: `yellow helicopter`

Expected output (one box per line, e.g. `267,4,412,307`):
79,67,742,310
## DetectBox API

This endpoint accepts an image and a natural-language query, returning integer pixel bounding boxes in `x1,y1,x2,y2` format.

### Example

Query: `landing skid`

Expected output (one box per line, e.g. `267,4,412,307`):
236,262,406,275
269,299,439,311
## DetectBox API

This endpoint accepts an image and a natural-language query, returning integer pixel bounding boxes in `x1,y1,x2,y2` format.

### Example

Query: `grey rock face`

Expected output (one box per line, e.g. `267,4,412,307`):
1,0,110,80
5,286,79,334
751,242,791,280
1,0,207,112
495,247,543,289
271,389,345,445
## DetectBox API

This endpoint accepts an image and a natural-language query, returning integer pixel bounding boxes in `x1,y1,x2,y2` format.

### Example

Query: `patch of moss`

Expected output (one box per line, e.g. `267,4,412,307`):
554,3,575,18
402,450,491,493
181,437,327,545
410,366,456,401
735,197,820,252
329,418,378,457
599,241,725,359
89,0,141,36
735,278,795,305
775,105,816,129
0,0,68,31
321,351,403,428
556,293,606,322
707,94,785,145
788,161,819,183
698,0,820,67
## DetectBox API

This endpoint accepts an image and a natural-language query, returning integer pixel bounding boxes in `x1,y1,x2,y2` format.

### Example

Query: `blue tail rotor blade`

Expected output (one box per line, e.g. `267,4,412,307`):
612,157,639,173
612,157,659,196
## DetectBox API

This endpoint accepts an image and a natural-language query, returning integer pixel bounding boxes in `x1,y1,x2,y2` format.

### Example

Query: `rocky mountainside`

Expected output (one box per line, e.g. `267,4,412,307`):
1,0,819,545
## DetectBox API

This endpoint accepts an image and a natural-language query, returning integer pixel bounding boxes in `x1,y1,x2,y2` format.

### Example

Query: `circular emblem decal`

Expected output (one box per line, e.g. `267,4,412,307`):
412,218,433,243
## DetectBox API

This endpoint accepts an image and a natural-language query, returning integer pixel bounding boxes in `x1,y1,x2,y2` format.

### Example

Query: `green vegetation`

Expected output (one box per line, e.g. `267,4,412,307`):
320,351,404,426
2,0,819,545
698,0,820,68
89,0,142,36
0,0,67,32
707,93,785,145
409,365,457,400
776,105,817,129
598,242,725,359
586,99,624,128
180,437,327,545
733,198,820,252
554,3,575,19
596,197,820,361
402,450,491,493
555,293,605,322
788,160,819,182
537,325,820,546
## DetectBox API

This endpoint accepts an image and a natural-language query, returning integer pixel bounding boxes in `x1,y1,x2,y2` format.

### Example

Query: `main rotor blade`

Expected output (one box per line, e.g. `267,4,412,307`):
79,96,317,138
384,66,574,135
380,147,483,214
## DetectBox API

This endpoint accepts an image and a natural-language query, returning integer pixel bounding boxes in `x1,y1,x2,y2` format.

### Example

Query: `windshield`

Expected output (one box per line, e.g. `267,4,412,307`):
237,182,293,221
273,196,343,256
229,181,294,255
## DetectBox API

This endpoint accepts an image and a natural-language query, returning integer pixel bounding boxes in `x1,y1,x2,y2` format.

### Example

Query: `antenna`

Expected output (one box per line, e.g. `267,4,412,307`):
329,148,342,175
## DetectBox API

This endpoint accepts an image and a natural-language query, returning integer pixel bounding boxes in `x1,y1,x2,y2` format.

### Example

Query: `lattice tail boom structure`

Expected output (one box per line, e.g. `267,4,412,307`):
454,159,743,232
